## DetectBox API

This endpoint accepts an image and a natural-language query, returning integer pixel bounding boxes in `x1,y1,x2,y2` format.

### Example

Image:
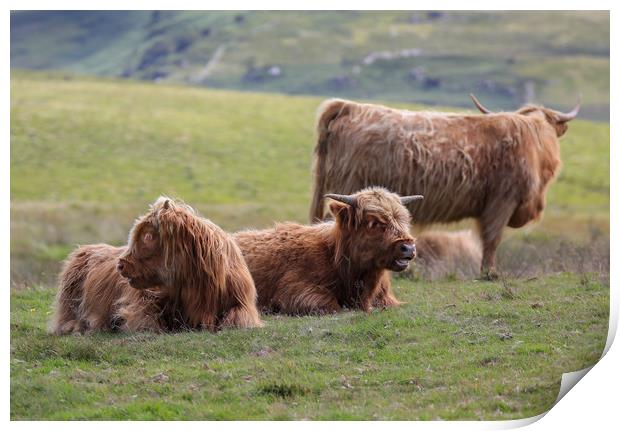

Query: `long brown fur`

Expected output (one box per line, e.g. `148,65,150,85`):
310,98,575,278
50,244,172,335
413,230,482,281
118,197,263,331
234,187,417,315
51,197,262,335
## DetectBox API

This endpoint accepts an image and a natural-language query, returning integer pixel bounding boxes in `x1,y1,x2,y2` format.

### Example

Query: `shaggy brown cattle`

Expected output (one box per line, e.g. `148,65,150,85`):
234,187,422,314
413,230,482,281
118,197,262,331
51,197,262,334
309,95,579,278
51,244,172,334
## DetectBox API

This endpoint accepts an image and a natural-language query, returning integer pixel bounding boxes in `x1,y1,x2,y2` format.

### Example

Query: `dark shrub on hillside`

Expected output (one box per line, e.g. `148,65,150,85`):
138,41,170,70
243,65,282,83
422,77,441,89
326,75,358,91
143,69,168,80
175,34,195,53
427,11,444,20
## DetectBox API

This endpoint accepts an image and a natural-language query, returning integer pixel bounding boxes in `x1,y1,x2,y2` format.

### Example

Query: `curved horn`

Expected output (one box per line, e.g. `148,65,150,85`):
400,195,424,205
470,93,493,114
325,193,357,207
554,99,581,122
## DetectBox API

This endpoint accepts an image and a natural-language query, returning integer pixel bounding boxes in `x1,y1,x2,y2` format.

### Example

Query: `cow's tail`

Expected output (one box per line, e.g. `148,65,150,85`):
309,99,350,223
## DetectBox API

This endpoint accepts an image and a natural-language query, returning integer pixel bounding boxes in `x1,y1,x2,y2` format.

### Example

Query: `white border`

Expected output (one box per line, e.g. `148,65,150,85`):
2,1,616,11
4,2,616,429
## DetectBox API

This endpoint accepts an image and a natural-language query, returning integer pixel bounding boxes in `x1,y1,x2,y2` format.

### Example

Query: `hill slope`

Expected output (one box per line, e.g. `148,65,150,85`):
10,73,609,285
10,72,609,214
10,11,610,120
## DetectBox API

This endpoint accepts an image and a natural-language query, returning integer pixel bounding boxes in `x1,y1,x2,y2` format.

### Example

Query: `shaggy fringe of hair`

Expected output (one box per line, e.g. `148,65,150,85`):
147,198,263,330
50,197,262,335
49,244,171,335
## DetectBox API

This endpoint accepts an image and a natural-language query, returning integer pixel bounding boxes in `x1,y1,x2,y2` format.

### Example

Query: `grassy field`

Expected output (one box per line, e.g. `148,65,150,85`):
10,72,610,286
11,11,610,120
10,73,610,419
11,274,608,420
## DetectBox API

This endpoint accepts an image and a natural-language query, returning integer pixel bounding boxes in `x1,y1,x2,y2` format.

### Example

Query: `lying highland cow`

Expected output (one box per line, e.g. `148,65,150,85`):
51,244,172,334
309,95,579,278
51,197,262,334
234,187,422,314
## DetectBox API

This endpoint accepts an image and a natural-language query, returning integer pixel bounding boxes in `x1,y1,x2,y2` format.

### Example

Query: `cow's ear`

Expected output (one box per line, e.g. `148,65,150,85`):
329,201,353,226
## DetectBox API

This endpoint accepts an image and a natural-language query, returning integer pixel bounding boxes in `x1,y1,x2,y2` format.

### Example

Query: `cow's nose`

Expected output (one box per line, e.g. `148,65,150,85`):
400,243,415,257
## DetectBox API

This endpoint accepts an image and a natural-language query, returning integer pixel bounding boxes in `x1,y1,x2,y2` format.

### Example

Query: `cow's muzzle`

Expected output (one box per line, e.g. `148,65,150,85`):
391,242,416,272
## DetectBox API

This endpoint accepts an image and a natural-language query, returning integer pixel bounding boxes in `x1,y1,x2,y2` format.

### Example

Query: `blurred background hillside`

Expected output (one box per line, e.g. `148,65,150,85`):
10,11,609,286
11,11,609,120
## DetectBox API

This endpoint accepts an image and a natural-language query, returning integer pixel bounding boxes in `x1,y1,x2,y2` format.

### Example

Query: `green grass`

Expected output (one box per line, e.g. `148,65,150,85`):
11,11,609,120
9,72,609,211
10,72,609,419
11,273,608,420
10,72,609,287
10,72,316,207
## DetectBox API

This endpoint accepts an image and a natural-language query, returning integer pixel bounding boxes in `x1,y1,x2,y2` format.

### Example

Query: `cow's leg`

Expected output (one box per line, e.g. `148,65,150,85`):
200,313,218,332
275,282,341,315
478,201,518,280
371,273,403,310
115,303,163,333
219,304,264,329
479,226,502,280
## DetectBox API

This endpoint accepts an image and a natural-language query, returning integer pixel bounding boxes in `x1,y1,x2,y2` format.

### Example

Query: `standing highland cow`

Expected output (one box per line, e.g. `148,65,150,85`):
309,95,579,278
51,197,262,334
234,187,422,314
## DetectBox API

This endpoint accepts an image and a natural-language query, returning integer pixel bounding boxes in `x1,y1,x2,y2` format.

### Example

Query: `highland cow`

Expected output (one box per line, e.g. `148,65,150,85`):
233,187,422,314
309,95,579,279
51,244,172,335
413,230,482,281
51,197,262,334
118,197,262,331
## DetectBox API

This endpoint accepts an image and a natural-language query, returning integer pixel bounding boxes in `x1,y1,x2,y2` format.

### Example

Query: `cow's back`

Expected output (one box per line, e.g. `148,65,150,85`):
233,223,338,309
323,103,535,224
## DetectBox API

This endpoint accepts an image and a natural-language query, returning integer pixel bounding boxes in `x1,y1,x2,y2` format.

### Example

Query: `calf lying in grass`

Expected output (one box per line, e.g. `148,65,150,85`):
51,243,171,334
234,187,422,314
51,197,262,334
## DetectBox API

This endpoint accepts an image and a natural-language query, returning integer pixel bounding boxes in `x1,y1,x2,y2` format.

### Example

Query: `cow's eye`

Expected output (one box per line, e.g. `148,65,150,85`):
368,220,386,230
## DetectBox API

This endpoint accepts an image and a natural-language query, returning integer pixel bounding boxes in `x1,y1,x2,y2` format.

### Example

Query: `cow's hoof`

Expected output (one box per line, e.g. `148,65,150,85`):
480,270,499,281
110,315,126,331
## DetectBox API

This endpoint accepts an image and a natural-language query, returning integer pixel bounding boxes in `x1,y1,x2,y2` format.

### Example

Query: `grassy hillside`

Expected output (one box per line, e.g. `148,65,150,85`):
11,274,608,420
10,73,609,420
10,11,610,120
10,72,609,286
